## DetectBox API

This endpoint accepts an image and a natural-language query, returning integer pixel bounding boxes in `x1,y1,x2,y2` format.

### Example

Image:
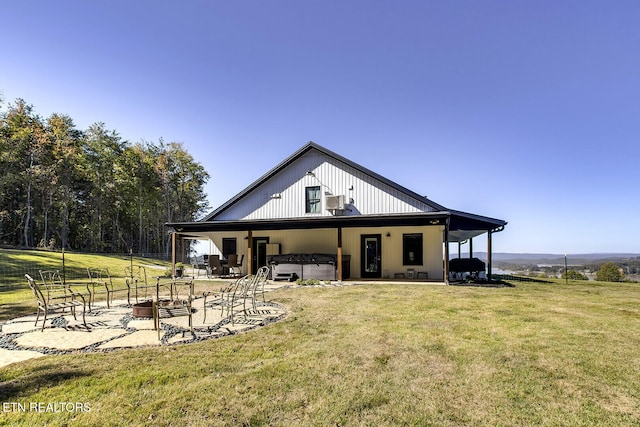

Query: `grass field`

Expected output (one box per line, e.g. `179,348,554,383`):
1,261,640,426
0,248,172,322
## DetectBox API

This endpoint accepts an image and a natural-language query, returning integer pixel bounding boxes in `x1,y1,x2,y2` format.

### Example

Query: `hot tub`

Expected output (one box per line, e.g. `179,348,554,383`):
268,253,338,281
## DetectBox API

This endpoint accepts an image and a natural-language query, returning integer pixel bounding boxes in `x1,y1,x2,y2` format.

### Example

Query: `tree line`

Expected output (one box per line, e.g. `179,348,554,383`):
0,98,209,256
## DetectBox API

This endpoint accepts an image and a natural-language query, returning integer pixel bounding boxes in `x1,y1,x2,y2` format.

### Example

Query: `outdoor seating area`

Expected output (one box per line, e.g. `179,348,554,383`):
0,268,289,368
202,254,245,278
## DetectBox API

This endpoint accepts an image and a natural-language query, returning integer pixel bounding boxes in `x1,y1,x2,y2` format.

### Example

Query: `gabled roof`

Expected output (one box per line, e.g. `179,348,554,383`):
203,141,446,221
171,141,507,241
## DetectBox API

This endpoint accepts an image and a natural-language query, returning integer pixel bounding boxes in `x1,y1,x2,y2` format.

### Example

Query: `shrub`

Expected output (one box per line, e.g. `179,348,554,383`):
595,262,624,282
295,278,321,286
562,270,588,281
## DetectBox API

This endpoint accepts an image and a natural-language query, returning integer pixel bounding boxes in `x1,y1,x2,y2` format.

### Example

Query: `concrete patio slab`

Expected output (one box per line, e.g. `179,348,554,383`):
97,330,165,349
15,328,128,351
0,348,46,367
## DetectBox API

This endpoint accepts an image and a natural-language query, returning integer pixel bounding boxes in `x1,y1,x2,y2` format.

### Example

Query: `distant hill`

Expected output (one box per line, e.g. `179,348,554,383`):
456,252,640,265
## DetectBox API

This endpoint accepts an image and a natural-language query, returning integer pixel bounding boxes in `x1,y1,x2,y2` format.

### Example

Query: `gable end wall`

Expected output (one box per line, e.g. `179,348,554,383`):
216,151,435,220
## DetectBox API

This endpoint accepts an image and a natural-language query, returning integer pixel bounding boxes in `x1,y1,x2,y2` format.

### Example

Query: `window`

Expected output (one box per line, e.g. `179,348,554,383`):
403,233,423,265
305,186,321,213
222,238,236,259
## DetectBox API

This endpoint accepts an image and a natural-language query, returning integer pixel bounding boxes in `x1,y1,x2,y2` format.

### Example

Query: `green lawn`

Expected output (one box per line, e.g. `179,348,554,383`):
2,276,639,426
0,248,172,321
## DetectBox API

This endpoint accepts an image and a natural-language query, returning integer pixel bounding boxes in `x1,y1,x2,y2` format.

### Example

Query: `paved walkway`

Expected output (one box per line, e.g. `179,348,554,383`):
0,283,289,369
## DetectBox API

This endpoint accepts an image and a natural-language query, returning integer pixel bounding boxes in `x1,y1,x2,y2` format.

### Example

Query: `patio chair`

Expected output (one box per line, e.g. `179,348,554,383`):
250,265,269,306
26,274,87,331
154,277,194,338
229,266,270,325
124,265,154,303
87,267,131,309
227,254,244,277
202,274,251,322
39,270,71,304
206,255,223,278
191,257,202,278
247,266,269,308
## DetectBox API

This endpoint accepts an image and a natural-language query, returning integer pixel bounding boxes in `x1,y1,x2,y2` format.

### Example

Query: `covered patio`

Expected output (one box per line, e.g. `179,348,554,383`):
167,210,506,284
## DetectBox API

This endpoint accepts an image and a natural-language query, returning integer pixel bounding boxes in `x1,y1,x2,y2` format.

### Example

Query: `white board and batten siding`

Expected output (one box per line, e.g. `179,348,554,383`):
216,150,435,221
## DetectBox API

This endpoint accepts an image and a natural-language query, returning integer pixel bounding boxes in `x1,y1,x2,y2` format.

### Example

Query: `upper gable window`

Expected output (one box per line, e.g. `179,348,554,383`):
305,186,321,213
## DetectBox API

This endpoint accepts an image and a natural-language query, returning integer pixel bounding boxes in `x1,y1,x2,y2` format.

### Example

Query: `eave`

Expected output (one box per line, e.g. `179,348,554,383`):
168,212,450,238
167,210,506,242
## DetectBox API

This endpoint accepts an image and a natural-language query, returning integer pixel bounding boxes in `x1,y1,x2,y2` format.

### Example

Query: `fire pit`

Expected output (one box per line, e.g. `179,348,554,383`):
132,300,190,319
132,301,154,318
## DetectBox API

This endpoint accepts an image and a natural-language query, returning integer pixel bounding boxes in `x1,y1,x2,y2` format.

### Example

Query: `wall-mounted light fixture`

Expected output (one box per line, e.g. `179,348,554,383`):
270,193,282,199
386,232,391,237
304,170,333,194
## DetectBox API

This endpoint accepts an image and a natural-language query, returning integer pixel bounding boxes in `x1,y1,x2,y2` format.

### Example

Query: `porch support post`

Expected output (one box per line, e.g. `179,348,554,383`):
247,230,253,275
181,237,185,264
458,242,461,258
443,221,450,284
469,238,473,259
487,230,493,282
337,227,343,282
171,232,177,277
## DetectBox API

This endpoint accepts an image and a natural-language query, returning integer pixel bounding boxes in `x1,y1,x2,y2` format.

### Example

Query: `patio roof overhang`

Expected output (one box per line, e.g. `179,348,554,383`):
166,210,506,242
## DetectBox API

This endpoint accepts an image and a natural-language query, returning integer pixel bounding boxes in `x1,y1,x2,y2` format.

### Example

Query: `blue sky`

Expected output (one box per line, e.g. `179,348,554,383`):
1,1,639,254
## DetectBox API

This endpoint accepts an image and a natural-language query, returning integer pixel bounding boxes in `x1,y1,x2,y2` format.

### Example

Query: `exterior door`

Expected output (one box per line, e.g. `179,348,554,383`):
361,234,381,278
252,237,270,273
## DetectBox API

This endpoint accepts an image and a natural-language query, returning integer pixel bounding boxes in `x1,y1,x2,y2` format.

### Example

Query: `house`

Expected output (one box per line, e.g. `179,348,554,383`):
166,142,506,282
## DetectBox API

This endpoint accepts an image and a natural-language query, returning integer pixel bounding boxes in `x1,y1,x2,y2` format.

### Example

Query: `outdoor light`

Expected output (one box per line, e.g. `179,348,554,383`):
305,170,333,194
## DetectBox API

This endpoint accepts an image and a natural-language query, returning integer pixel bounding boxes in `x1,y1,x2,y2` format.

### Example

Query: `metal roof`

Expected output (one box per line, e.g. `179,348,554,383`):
170,142,506,240
202,141,447,221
